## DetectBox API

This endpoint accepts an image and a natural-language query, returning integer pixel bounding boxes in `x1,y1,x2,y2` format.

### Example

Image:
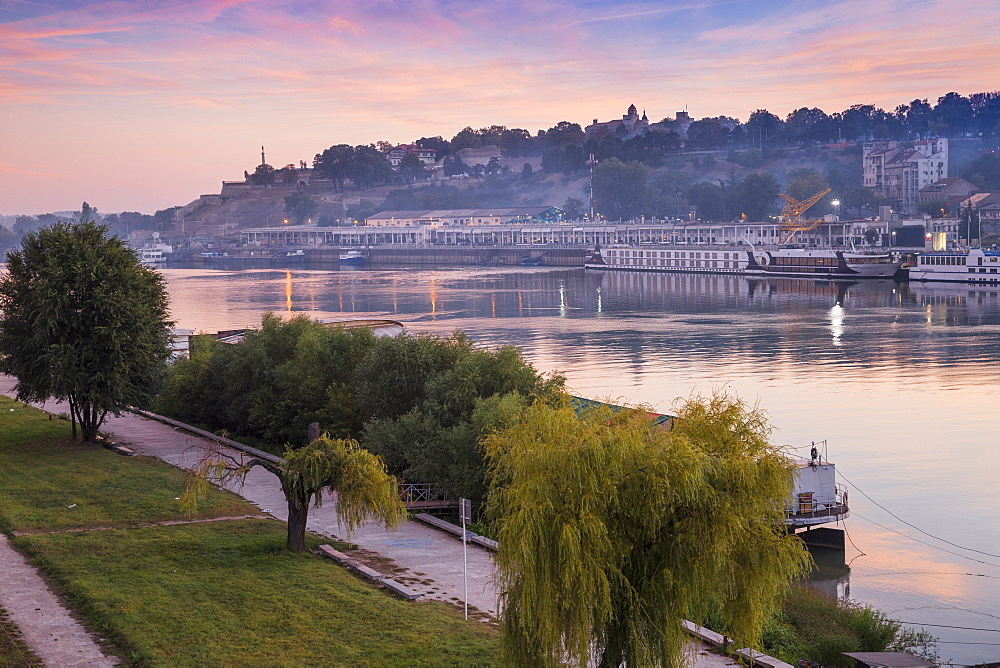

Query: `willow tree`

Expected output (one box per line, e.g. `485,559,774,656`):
485,393,810,667
185,435,406,551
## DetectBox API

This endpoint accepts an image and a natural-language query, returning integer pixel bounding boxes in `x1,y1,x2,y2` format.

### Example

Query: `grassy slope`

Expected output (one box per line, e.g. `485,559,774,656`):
0,396,497,666
0,399,254,533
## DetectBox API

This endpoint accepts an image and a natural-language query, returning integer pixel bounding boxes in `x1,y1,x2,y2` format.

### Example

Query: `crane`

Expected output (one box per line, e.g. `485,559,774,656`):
777,188,831,244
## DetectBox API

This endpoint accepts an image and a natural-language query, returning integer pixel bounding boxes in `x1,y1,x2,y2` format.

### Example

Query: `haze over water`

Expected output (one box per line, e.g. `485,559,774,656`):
164,265,1000,663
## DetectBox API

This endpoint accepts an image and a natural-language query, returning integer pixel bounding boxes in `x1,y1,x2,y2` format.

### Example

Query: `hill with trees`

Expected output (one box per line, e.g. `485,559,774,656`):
3,90,997,242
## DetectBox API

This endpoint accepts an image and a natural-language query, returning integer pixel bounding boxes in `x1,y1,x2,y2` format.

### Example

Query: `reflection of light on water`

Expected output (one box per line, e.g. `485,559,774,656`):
491,294,496,319
284,271,293,311
596,286,602,313
429,276,438,319
559,282,567,317
830,303,844,346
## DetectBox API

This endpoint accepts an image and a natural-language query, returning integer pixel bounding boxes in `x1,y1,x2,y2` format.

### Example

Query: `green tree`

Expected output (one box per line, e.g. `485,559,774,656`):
686,118,729,150
78,201,98,223
154,206,180,232
450,126,483,151
485,393,810,667
562,197,584,219
185,434,405,551
398,152,429,183
345,199,378,223
251,163,276,186
313,144,354,192
346,145,393,190
593,158,649,220
687,181,725,220
0,224,18,252
844,186,875,216
284,190,318,225
0,222,173,441
745,109,783,147
962,152,1000,190
786,168,829,203
733,172,781,221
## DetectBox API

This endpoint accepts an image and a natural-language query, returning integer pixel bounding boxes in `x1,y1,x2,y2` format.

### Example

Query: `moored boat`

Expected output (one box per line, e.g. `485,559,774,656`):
909,248,1000,283
745,246,901,278
585,244,900,279
338,250,367,264
137,247,166,266
584,245,749,274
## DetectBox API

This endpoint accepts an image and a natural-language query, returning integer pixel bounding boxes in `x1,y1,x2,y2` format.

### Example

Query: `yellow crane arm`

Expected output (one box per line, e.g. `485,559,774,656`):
778,188,832,244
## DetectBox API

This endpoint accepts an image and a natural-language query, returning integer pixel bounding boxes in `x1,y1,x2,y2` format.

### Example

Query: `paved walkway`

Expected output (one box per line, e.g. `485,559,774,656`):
0,534,116,667
0,376,735,666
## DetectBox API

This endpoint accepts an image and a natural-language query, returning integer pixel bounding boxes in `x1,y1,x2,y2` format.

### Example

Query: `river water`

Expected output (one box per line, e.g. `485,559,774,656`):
162,265,1000,663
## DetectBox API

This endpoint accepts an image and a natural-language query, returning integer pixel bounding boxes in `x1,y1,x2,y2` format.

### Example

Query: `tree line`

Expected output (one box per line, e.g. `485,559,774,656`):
156,314,564,513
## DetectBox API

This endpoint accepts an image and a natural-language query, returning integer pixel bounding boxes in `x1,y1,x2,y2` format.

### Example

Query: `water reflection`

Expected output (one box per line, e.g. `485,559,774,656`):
806,547,851,598
829,303,845,347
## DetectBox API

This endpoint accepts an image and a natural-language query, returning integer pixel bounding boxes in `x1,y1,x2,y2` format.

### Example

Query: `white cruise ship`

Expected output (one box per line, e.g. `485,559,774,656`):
909,248,1000,283
585,245,901,279
585,246,749,274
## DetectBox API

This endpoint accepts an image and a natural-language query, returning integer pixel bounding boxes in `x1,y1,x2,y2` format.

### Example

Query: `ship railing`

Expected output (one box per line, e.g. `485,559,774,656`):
786,484,850,520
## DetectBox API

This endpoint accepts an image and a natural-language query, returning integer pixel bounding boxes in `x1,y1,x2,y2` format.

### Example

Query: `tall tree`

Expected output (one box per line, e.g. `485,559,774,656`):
346,145,393,190
251,163,276,186
313,144,354,192
450,126,483,151
398,152,429,183
962,152,1000,190
0,222,173,440
686,181,725,220
786,168,830,203
933,92,973,136
746,109,783,146
686,118,729,150
485,393,810,667
732,171,781,221
185,435,405,551
593,158,649,220
284,191,318,225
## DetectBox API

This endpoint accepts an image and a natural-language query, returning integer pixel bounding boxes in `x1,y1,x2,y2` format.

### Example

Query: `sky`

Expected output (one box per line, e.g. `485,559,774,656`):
2,0,999,215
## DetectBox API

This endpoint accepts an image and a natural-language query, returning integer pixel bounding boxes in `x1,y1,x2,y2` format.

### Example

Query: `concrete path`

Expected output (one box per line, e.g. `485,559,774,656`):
0,376,735,666
0,534,116,667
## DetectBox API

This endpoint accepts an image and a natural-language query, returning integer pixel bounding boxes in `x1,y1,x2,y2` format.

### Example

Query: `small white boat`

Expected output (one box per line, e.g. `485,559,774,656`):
338,250,367,264
137,248,166,266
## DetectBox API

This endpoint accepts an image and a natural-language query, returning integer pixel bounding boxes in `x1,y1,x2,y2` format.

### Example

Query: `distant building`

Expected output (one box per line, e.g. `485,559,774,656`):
919,176,977,205
863,139,948,213
965,193,1000,235
365,206,564,227
585,104,650,138
386,144,437,168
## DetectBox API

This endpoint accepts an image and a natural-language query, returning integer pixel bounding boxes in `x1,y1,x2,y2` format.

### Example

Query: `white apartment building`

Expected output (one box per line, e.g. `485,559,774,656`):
863,139,948,213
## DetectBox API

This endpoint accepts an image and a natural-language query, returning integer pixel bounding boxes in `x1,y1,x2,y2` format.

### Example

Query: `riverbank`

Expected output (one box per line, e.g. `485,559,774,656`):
0,392,498,665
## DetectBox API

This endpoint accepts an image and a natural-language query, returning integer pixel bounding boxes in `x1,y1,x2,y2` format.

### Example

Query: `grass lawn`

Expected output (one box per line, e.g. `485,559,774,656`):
0,396,255,533
1,396,498,666
16,520,497,666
